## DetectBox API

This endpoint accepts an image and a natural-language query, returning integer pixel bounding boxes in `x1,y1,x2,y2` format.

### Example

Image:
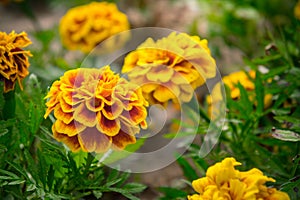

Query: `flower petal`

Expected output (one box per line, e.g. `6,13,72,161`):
54,120,86,136
111,129,136,150
52,125,81,152
96,113,121,136
73,103,98,127
78,127,112,153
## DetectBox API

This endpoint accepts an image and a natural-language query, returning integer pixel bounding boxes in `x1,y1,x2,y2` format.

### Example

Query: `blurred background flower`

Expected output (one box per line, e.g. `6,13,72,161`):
44,66,148,153
59,1,129,53
0,31,32,92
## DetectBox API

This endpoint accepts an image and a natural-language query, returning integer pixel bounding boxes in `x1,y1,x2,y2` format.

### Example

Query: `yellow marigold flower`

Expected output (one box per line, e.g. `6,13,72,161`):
223,70,256,99
0,31,32,93
59,2,130,53
294,1,300,20
44,66,148,153
207,70,272,119
188,157,290,200
122,32,216,106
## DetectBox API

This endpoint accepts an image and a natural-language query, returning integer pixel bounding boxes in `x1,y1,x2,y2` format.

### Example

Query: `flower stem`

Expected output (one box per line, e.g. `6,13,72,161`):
1,90,16,147
3,90,16,120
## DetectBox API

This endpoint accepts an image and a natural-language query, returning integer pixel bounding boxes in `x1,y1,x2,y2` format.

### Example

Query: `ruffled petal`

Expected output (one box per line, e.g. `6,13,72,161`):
78,127,112,153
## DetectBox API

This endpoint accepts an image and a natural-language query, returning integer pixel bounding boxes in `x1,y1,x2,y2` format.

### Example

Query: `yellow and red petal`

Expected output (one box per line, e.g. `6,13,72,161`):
52,125,81,152
96,114,121,136
78,127,112,153
111,130,136,150
54,106,74,124
54,120,86,137
101,99,123,120
73,103,98,127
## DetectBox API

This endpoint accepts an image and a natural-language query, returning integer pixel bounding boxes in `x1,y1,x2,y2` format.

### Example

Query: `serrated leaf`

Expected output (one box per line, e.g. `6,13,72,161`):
0,176,17,180
272,129,300,142
123,183,147,193
7,179,26,185
0,169,20,179
105,177,124,187
274,116,300,125
106,187,140,200
7,161,29,180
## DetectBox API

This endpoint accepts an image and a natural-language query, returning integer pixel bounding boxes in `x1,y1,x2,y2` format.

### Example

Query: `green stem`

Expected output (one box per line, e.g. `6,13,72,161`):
1,90,16,147
3,90,16,120
84,153,94,175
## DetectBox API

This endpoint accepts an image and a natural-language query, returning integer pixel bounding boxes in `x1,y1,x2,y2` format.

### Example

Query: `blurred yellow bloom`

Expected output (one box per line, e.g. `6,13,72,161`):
223,70,256,99
0,31,32,93
59,2,129,53
294,1,300,20
188,157,290,200
122,32,216,106
44,66,148,153
207,70,272,119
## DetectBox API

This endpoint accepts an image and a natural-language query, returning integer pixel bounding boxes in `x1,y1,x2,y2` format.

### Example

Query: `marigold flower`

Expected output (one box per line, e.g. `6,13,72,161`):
122,32,216,106
188,157,290,200
59,2,130,53
207,70,272,119
0,31,32,93
44,66,148,153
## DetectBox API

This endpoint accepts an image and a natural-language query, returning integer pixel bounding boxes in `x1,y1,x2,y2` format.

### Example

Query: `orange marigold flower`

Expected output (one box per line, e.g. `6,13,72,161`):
122,32,216,106
44,66,148,153
0,31,32,93
59,2,130,53
188,157,290,200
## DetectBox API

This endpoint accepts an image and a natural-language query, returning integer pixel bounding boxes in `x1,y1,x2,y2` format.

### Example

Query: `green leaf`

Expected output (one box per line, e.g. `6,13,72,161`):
24,149,39,183
237,82,253,119
92,190,103,199
120,192,140,200
106,187,140,200
47,165,55,192
159,187,187,198
252,54,282,64
7,161,30,181
273,84,297,108
254,71,264,114
123,183,147,193
7,179,26,185
281,177,300,193
0,169,20,179
272,129,300,142
261,65,289,80
273,116,300,125
176,156,198,182
0,128,8,138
